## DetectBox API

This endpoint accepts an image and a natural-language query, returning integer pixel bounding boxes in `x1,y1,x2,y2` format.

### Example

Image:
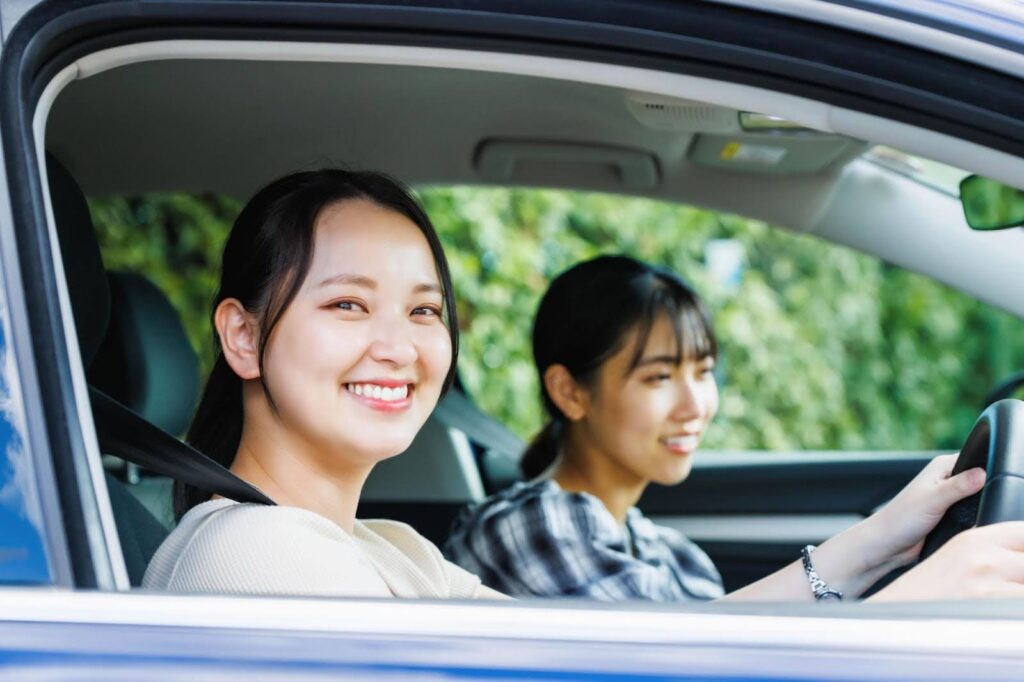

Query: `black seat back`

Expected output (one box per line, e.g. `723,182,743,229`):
104,471,169,585
47,155,110,366
88,271,200,438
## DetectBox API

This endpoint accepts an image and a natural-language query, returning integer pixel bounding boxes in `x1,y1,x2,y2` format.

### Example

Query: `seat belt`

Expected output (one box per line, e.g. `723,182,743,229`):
90,387,274,506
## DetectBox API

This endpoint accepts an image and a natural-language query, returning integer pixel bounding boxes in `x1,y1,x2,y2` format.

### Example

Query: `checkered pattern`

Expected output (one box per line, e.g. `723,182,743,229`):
444,480,724,600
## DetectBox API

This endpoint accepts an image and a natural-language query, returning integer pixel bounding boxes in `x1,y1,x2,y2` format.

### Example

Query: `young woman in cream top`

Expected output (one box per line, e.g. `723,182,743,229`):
145,169,498,598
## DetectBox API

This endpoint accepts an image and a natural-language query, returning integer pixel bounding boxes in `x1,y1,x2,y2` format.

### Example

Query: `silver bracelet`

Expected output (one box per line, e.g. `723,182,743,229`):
800,544,843,601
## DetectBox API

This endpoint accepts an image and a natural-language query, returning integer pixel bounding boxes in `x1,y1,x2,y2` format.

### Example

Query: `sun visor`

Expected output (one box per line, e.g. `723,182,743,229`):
688,133,860,175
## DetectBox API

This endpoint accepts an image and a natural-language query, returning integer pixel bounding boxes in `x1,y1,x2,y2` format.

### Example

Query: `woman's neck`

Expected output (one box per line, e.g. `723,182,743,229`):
551,434,647,525
229,401,371,534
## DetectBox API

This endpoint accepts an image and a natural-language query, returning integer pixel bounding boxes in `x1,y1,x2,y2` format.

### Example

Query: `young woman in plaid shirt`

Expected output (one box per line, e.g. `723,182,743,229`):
446,255,1016,602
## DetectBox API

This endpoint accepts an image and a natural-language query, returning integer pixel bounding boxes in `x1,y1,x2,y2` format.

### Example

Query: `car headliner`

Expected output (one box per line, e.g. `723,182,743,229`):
42,43,1024,317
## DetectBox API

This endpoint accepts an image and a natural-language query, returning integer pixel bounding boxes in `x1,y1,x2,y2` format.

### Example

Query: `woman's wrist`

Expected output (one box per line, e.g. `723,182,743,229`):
807,518,905,599
856,506,925,573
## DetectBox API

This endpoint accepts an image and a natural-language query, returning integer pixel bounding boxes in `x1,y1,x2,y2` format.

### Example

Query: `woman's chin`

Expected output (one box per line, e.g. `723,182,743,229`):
653,461,694,487
340,433,418,465
374,445,412,462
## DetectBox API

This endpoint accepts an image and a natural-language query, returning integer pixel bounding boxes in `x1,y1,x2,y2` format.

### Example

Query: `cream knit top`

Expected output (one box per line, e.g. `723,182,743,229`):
144,498,500,599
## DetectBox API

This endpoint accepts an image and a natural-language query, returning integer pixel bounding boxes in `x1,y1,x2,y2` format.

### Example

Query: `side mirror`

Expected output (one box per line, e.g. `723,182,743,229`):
960,175,1024,231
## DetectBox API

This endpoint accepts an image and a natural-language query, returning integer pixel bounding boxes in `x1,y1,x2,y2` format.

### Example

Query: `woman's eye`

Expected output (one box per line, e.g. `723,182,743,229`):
334,300,367,313
412,305,442,317
645,373,672,383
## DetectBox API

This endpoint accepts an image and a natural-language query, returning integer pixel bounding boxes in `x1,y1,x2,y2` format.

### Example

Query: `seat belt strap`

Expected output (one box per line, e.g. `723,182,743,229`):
90,387,274,506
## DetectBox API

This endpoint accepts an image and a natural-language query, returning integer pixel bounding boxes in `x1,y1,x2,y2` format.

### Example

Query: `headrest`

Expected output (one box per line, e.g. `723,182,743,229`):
87,272,200,436
47,154,110,366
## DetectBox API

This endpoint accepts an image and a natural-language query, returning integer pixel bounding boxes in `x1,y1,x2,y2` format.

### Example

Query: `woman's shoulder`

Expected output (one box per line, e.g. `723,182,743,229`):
356,518,484,599
450,479,609,541
457,479,558,521
146,500,352,574
626,507,699,549
186,499,351,543
356,517,457,569
143,500,379,596
358,517,434,550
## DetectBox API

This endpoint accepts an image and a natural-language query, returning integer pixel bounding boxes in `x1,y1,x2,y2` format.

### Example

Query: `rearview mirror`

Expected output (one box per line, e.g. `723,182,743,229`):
960,175,1024,231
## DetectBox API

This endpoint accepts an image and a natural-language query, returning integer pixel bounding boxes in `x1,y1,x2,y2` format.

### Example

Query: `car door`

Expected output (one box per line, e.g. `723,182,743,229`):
5,1,1024,679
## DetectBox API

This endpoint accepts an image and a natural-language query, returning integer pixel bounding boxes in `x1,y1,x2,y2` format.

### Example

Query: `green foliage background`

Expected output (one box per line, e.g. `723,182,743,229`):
89,188,1024,452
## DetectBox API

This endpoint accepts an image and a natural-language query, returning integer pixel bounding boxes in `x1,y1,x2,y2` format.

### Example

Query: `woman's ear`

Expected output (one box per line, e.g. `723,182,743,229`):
215,298,261,380
543,364,589,422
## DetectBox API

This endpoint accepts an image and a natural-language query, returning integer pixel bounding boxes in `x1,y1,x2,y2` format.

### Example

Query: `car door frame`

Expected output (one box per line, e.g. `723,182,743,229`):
4,0,1024,590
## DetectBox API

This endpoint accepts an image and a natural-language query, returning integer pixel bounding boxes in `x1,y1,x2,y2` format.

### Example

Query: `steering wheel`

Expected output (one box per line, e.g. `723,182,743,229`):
918,398,1024,561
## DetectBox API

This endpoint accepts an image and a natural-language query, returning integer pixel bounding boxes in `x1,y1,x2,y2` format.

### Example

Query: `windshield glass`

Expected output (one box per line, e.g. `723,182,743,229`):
864,146,969,196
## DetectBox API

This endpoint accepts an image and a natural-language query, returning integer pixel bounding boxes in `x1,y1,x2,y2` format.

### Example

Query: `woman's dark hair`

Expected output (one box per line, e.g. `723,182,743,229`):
520,255,716,479
174,169,458,519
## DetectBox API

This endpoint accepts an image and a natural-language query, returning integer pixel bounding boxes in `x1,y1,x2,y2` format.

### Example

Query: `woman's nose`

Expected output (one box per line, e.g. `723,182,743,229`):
673,379,707,422
367,316,417,367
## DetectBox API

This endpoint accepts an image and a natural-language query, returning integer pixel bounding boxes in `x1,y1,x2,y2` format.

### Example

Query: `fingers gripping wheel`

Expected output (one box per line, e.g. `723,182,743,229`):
919,399,1024,561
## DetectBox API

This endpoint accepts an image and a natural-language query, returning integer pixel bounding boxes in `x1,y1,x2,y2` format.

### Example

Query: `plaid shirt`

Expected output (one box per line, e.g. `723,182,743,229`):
444,480,724,601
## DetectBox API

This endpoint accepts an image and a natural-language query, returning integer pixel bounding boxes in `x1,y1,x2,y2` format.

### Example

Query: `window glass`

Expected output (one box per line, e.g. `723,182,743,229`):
0,275,52,583
91,188,1024,454
864,146,969,196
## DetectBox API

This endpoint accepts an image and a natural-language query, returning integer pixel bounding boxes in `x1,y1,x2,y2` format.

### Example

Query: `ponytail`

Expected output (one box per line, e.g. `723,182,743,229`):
519,419,563,479
173,355,243,519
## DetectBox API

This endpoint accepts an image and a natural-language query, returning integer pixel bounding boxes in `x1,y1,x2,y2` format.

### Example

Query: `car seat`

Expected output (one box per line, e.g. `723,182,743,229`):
88,271,200,445
47,154,269,586
88,270,201,516
88,271,205,583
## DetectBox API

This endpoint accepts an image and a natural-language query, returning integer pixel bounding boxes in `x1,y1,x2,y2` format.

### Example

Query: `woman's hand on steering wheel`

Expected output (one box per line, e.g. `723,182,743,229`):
870,521,1024,601
859,455,986,573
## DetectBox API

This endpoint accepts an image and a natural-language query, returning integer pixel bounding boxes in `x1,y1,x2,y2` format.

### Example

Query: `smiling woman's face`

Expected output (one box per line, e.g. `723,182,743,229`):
260,198,453,465
578,314,719,487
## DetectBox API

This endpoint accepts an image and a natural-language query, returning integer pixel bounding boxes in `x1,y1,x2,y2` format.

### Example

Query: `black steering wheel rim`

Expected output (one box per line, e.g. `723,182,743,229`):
919,398,1024,561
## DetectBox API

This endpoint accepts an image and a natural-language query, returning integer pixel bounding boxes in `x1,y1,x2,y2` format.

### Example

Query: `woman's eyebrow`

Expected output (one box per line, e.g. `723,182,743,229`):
317,273,376,289
414,282,443,294
635,354,679,367
316,274,441,294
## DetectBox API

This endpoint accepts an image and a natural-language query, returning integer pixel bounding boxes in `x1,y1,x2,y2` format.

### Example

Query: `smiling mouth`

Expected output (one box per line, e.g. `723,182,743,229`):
345,382,413,403
661,434,701,454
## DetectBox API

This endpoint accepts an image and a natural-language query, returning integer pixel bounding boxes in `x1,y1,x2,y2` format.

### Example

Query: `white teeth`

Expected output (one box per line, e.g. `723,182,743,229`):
664,435,700,449
346,383,410,402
